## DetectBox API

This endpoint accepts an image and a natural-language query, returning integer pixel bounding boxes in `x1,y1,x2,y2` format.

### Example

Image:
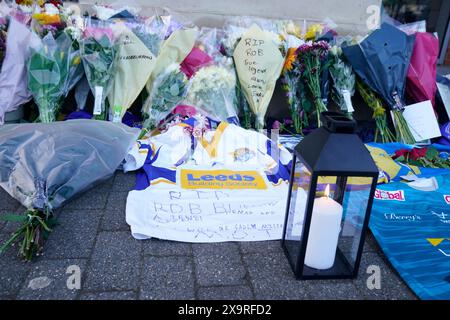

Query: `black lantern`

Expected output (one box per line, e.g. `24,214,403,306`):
282,112,378,279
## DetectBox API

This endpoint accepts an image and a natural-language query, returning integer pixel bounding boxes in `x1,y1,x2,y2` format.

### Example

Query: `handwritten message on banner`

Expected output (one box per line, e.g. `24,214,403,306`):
126,183,306,242
233,24,284,128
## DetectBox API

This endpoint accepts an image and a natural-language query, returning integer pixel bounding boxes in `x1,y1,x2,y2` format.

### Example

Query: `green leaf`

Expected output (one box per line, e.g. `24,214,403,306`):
0,214,27,222
425,147,439,161
169,83,179,96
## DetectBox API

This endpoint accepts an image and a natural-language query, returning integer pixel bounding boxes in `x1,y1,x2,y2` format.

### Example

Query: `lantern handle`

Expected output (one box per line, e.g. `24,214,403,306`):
320,111,356,134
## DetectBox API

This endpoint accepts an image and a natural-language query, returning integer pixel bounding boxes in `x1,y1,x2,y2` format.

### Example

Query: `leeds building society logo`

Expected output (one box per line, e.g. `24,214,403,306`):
374,189,405,201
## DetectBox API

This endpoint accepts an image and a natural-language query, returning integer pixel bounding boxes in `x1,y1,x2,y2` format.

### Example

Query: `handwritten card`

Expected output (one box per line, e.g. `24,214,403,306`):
402,100,441,142
233,24,284,128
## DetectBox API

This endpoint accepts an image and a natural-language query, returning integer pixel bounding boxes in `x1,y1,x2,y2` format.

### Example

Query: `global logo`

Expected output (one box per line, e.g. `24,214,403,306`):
444,195,450,204
374,189,405,201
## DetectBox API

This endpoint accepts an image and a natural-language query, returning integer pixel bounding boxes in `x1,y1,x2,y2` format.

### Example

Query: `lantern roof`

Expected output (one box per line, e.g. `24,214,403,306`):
294,112,379,175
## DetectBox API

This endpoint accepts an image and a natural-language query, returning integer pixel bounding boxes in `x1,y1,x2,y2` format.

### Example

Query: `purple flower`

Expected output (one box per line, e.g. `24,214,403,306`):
284,118,293,125
272,120,281,130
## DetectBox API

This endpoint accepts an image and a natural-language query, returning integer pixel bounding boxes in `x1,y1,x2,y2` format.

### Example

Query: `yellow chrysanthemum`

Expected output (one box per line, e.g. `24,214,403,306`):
32,13,61,26
37,0,45,7
283,47,297,73
304,24,324,41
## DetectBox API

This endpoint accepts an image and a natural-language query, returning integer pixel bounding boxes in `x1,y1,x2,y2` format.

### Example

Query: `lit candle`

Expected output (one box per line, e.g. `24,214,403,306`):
304,184,343,270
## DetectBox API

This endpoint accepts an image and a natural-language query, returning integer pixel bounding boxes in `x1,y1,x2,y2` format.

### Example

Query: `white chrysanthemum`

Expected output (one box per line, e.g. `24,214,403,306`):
186,65,237,121
187,65,235,99
66,26,82,41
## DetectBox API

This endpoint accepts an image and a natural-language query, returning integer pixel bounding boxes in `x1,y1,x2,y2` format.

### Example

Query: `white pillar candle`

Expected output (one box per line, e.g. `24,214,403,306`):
304,185,343,270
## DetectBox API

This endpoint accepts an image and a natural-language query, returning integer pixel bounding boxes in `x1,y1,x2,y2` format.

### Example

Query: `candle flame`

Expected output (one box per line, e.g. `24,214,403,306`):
324,184,330,198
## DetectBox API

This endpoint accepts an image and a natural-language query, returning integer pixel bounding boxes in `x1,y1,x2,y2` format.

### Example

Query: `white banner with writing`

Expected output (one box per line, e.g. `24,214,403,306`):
126,168,306,242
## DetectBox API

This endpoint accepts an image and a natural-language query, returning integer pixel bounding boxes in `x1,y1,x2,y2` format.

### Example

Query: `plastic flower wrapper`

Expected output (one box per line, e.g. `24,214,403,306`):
185,64,238,123
127,15,169,57
63,27,84,96
302,19,337,41
406,32,439,107
7,0,33,25
0,17,41,125
0,120,140,261
342,23,416,144
328,45,355,118
233,24,284,129
81,21,117,120
296,40,330,127
141,63,188,135
222,16,287,56
356,79,395,143
108,23,156,123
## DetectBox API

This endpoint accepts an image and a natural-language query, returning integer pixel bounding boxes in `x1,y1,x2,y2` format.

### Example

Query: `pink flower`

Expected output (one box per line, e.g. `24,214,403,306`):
172,104,197,117
393,149,409,159
272,120,281,130
410,148,427,161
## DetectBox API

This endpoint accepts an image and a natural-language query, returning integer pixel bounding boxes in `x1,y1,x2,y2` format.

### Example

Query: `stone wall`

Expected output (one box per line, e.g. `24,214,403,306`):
78,0,382,35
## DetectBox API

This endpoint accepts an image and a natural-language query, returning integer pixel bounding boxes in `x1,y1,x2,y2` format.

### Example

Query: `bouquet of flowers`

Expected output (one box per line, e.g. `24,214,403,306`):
392,147,450,169
31,1,67,37
356,79,395,143
0,17,41,124
328,45,355,118
281,46,309,134
406,32,439,107
343,23,416,144
63,26,84,97
27,32,79,122
141,63,188,134
296,40,330,127
142,25,198,114
0,120,139,260
182,28,239,124
81,24,117,120
185,64,237,123
108,23,156,123
233,24,285,129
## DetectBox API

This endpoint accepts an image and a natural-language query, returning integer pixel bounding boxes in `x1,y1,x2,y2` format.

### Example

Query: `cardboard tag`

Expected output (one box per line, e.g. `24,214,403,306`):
402,100,441,142
93,86,103,115
112,105,122,123
342,89,354,113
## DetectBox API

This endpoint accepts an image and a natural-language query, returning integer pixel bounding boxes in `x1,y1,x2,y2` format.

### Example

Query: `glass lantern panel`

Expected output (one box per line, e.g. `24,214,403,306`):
339,176,374,269
284,156,312,269
302,176,373,276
